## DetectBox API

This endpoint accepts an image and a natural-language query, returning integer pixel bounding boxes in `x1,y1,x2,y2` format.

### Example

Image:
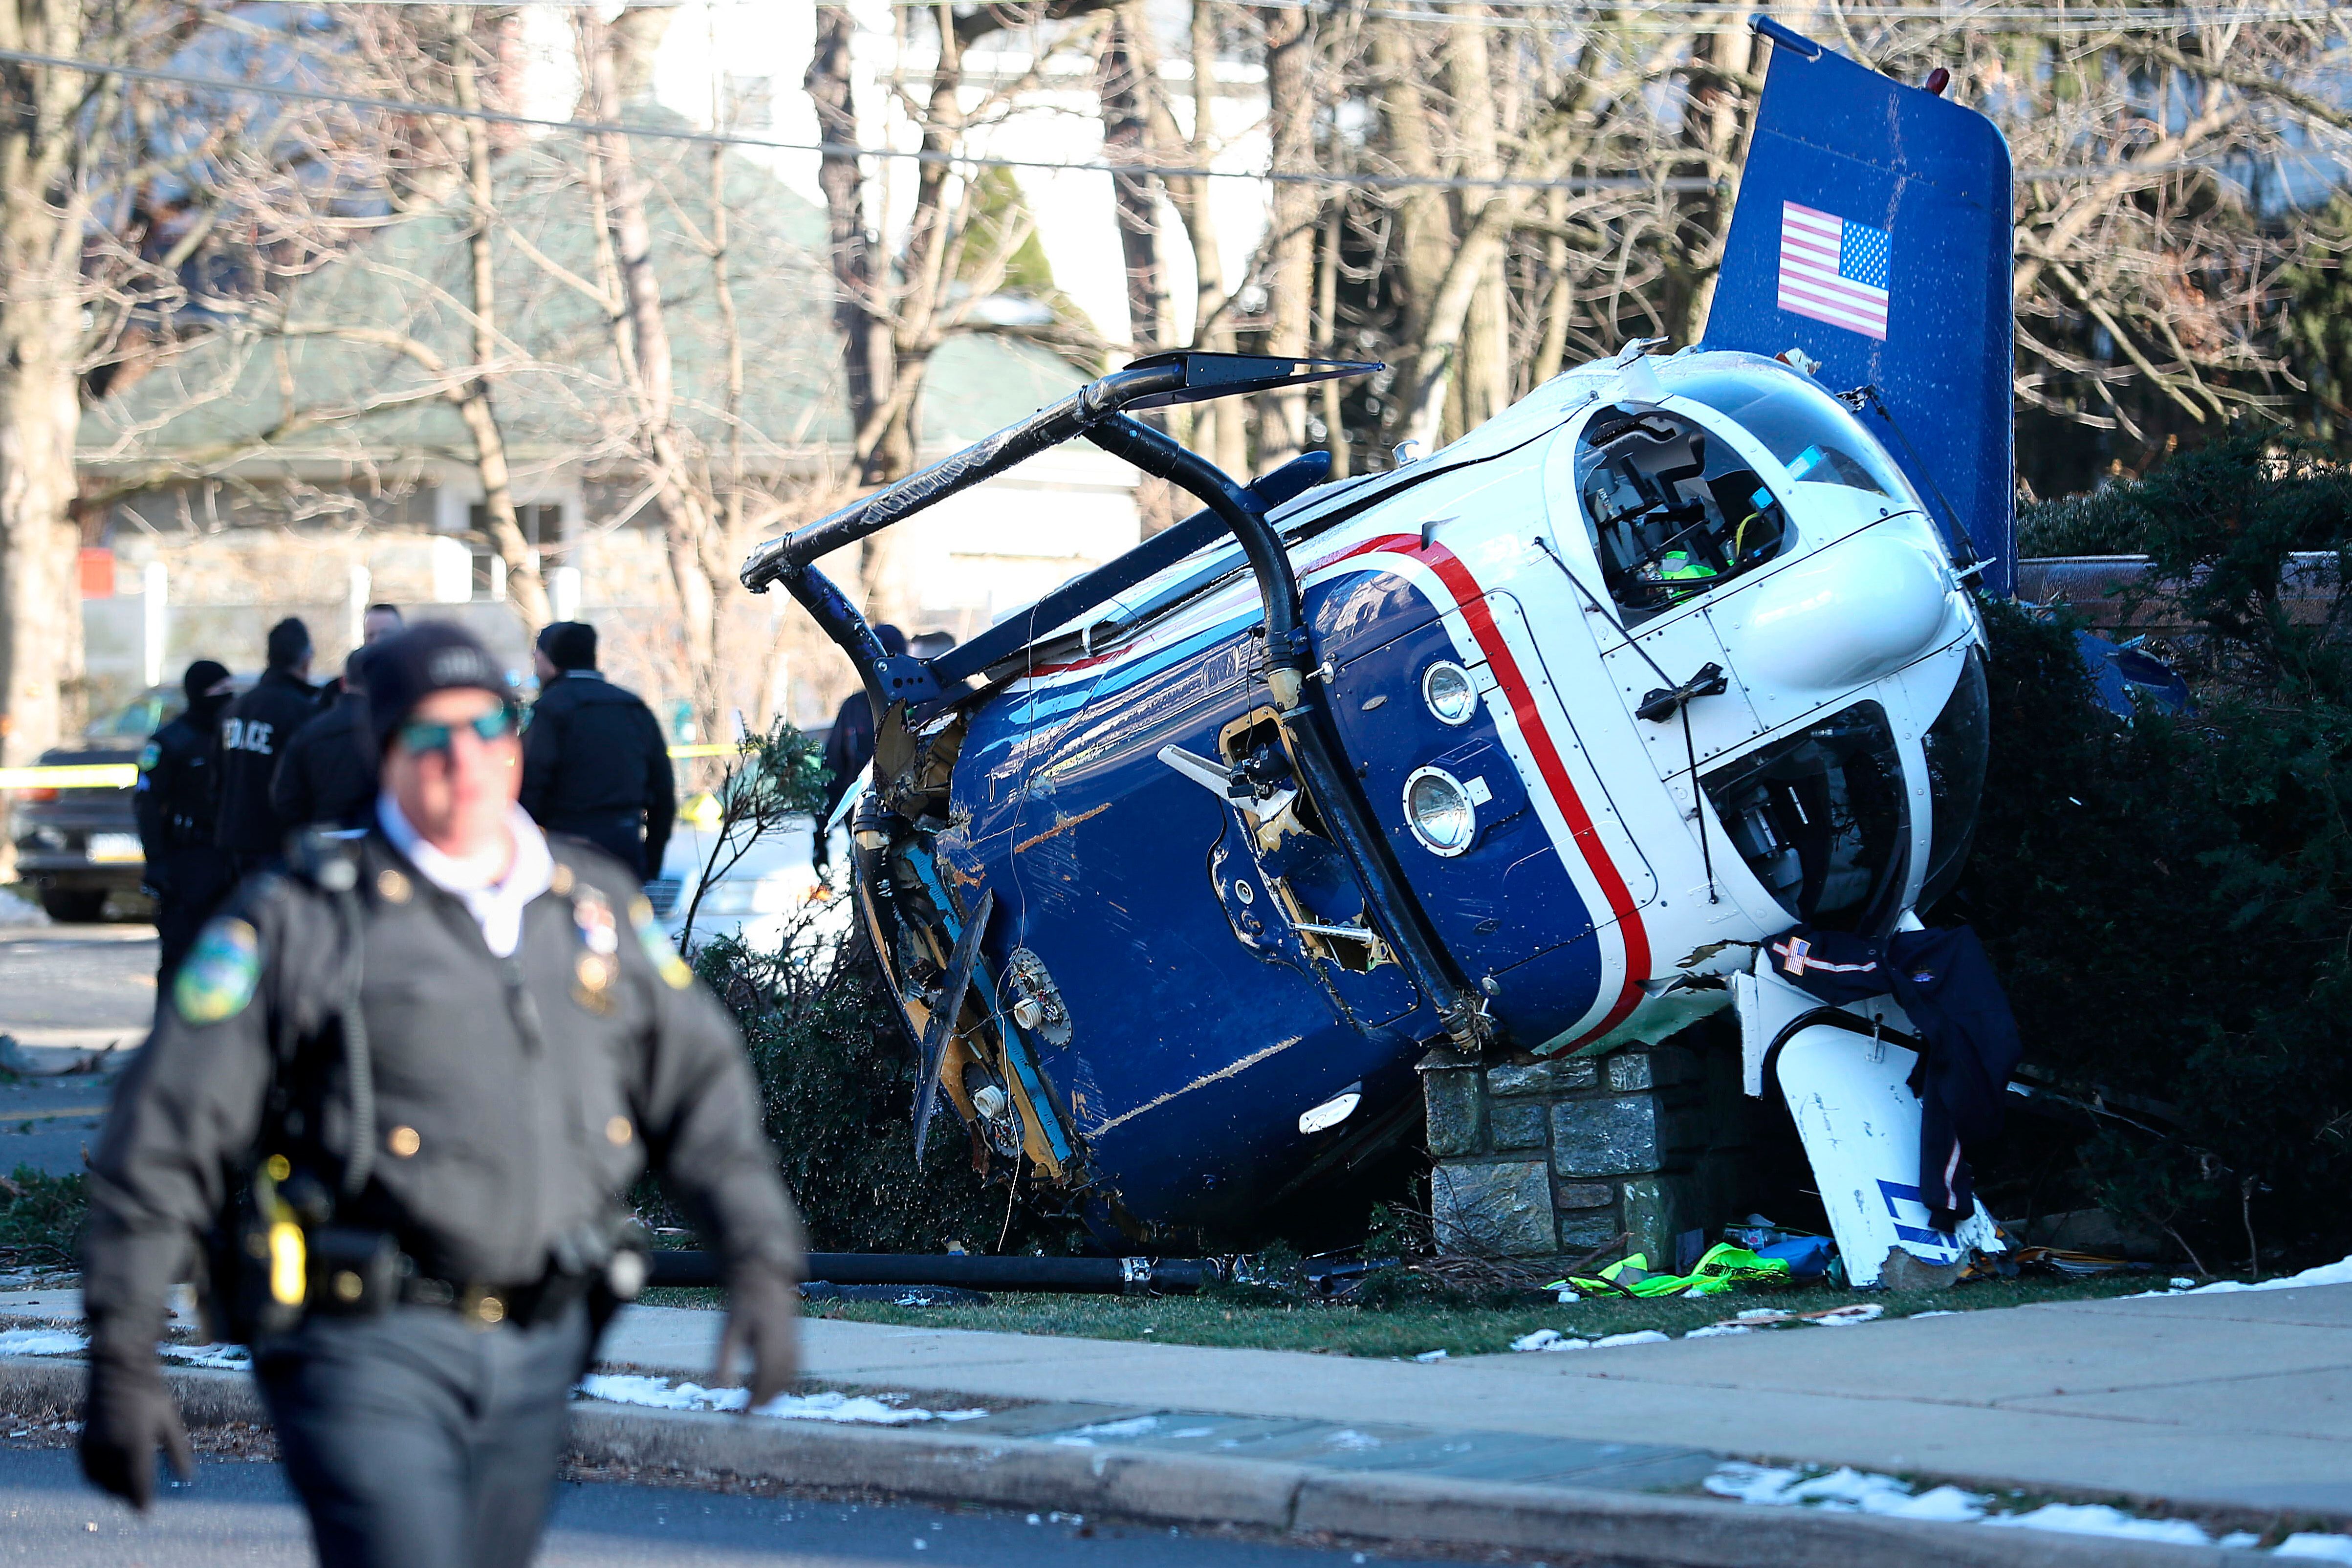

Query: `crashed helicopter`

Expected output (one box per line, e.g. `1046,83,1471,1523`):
741,19,2019,1285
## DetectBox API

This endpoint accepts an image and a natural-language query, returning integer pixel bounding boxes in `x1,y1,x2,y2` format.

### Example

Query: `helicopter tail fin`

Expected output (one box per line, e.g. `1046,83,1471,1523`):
1701,19,2015,595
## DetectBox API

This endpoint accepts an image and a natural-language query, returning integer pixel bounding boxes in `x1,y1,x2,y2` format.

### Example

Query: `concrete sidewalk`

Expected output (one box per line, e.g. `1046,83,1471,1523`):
592,1284,2352,1520
3,1282,2343,1564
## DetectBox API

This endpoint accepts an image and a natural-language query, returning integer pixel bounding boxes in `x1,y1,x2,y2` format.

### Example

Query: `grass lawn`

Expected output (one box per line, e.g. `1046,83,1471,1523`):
647,1272,2168,1359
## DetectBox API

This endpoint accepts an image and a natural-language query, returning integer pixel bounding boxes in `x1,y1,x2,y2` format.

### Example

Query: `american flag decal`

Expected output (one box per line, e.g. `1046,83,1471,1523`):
1777,201,1890,341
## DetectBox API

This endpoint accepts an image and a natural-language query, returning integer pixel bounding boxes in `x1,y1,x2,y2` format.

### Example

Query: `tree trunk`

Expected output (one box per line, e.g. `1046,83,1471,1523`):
450,29,551,632
1674,22,1756,343
1099,5,1164,352
874,7,968,486
1315,207,1350,478
1372,18,1453,458
1254,4,1316,468
1151,0,1243,475
0,4,88,766
1444,4,1509,440
807,2,890,481
582,15,725,735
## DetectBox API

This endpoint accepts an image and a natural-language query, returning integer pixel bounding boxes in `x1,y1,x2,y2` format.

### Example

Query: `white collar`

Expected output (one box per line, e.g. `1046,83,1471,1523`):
376,795,554,957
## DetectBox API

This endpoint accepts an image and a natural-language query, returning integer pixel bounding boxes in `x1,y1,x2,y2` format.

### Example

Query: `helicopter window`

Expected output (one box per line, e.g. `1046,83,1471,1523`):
1573,405,1789,621
1916,649,1988,914
1700,702,1910,935
1666,368,1916,504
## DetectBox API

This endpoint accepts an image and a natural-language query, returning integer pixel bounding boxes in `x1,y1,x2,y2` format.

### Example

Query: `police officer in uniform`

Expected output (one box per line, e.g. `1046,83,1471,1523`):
271,648,378,831
520,621,675,881
81,623,804,1566
811,624,903,879
134,659,237,984
216,618,323,875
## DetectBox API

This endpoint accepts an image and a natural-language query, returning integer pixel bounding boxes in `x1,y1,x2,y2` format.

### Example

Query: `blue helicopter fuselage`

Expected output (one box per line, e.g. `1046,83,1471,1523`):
915,352,1981,1239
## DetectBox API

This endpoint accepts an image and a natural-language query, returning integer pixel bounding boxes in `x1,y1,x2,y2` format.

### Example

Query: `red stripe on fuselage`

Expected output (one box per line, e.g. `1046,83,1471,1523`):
1319,534,1651,1044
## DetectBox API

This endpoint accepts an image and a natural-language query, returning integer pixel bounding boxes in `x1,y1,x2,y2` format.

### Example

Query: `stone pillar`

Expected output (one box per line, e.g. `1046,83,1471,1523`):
1421,1031,1749,1268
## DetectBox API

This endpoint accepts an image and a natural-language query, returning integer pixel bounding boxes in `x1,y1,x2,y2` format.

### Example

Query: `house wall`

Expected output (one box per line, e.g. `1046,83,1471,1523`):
81,446,1141,734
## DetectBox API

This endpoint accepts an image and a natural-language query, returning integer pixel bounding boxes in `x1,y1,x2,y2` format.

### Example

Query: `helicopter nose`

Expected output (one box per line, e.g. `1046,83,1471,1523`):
1733,529,1954,691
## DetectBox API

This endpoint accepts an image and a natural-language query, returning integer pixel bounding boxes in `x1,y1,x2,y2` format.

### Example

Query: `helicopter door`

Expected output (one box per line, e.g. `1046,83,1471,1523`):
1597,605,1770,797
1324,590,1660,1048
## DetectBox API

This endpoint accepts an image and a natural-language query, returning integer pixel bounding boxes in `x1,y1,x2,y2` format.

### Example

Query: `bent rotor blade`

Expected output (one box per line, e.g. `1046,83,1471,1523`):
912,888,995,1168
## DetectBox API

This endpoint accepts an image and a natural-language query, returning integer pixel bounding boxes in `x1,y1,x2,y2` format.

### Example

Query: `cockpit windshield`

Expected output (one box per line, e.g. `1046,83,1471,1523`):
1664,361,1918,506
1574,403,1791,621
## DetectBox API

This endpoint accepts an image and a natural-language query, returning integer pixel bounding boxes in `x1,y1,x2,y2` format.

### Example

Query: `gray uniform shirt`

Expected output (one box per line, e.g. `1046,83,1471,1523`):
82,830,802,1330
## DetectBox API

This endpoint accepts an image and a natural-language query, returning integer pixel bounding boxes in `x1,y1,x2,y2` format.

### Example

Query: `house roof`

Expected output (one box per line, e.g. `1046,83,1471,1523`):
80,119,1087,478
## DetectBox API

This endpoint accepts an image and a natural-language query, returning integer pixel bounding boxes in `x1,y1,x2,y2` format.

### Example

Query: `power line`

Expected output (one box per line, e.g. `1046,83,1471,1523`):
0,42,2329,197
894,0,2352,29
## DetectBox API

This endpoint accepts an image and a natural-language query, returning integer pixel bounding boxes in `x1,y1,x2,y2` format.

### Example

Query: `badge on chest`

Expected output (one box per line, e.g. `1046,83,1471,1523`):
570,888,621,1013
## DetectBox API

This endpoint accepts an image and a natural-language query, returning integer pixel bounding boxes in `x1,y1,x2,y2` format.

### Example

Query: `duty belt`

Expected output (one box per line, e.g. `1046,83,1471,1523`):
396,1267,591,1328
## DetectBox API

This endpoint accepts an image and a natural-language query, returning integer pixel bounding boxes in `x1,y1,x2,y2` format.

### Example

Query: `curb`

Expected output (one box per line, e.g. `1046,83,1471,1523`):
0,1356,2266,1568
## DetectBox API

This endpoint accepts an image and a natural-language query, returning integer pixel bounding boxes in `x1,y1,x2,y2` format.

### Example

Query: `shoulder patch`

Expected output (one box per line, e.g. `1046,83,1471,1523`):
174,917,262,1025
632,904,694,990
136,741,161,773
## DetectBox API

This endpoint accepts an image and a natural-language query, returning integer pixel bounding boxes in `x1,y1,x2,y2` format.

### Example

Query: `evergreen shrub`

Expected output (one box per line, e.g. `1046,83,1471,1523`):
1964,433,2352,1270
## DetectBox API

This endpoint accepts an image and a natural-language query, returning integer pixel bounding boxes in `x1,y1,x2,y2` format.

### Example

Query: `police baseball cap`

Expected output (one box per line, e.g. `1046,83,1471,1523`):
366,623,514,756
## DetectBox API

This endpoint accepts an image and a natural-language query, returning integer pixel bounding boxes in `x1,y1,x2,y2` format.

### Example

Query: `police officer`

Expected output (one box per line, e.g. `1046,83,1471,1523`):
80,623,803,1564
812,624,903,878
134,659,237,984
216,618,323,875
271,649,378,831
359,602,403,648
520,621,675,881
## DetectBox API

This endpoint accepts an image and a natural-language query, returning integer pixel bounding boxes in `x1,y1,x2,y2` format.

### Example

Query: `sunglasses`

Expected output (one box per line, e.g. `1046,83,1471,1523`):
399,706,518,757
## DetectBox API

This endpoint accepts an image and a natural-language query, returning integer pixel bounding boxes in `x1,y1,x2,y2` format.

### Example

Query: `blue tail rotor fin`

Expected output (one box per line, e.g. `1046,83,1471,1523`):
1700,18,2015,596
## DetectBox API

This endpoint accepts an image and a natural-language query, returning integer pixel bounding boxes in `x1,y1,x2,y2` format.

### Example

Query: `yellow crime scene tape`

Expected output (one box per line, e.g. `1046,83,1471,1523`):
0,744,742,790
0,764,138,789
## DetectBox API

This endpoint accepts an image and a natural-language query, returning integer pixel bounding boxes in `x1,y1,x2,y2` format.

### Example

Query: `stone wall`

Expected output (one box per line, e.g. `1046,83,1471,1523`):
1420,1027,1753,1269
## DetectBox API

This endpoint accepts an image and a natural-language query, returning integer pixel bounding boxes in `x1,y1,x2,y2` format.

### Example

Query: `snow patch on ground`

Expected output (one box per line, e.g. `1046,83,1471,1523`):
1707,1461,2352,1554
1510,1301,1895,1353
0,1330,254,1370
1507,1327,1673,1352
2130,1254,2352,1298
1050,1414,1162,1444
1808,1304,1885,1327
1981,1503,2211,1545
576,1374,987,1425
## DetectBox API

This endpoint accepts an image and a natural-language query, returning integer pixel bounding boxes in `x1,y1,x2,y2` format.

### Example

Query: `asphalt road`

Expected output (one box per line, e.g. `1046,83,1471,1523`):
0,920,154,1179
0,1446,1464,1567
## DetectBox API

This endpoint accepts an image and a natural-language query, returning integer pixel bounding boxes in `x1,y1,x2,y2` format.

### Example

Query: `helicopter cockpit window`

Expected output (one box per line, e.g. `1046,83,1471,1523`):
1916,649,1989,914
1700,702,1910,936
1574,404,1790,621
1665,365,1918,505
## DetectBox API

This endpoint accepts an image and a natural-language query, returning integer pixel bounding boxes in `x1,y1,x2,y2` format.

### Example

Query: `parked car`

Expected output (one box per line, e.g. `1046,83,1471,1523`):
8,680,248,921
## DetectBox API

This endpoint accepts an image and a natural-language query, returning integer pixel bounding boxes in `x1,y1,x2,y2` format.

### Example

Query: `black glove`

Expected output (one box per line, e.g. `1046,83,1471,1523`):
715,1261,800,1410
80,1319,193,1510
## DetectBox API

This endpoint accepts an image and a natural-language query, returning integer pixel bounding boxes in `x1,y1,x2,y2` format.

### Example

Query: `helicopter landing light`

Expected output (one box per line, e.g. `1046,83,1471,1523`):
1403,767,1478,856
1299,1085,1364,1135
1422,661,1478,725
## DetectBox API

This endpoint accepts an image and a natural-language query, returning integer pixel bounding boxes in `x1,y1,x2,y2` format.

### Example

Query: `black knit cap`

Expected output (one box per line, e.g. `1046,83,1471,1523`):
180,659,231,706
536,620,596,672
366,623,512,756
